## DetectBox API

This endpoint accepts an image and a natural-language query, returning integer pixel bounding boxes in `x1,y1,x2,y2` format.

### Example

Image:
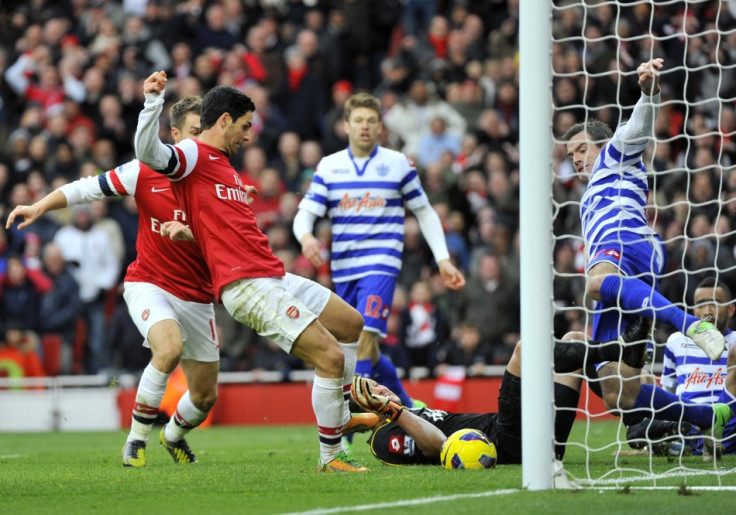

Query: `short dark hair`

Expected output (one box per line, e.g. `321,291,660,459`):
561,119,613,146
200,86,256,130
169,96,202,131
696,276,732,300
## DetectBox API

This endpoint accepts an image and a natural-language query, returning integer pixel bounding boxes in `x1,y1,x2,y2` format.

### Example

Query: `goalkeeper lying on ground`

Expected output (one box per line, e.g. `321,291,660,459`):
351,333,648,466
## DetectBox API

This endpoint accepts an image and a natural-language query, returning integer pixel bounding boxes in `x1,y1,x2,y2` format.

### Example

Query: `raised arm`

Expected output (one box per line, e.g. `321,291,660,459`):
614,58,663,146
134,71,175,171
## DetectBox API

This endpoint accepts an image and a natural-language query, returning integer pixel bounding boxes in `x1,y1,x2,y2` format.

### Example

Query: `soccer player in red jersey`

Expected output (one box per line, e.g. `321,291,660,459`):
134,71,368,472
6,97,227,467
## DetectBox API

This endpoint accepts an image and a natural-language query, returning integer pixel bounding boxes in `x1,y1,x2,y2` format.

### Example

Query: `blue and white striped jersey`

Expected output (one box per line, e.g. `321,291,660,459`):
661,330,736,404
580,94,659,253
298,146,430,283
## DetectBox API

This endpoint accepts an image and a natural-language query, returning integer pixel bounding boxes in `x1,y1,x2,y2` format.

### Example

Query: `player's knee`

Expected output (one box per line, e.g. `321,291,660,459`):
303,333,345,377
585,274,605,300
344,306,364,342
511,341,521,361
191,388,217,412
320,343,345,377
153,344,183,372
603,390,635,411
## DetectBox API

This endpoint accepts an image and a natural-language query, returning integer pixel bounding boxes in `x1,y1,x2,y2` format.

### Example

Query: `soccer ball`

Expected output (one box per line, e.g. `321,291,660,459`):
440,428,497,470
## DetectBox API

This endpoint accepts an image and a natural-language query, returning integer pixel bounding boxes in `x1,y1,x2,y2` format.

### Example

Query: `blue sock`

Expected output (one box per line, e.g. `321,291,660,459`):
600,276,699,333
717,388,736,417
633,384,714,428
372,354,412,407
355,359,372,378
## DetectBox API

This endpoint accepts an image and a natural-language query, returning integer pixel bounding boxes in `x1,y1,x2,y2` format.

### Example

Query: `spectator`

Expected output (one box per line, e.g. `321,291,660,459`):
53,204,121,374
416,116,462,168
38,242,81,375
384,79,467,159
1,253,52,333
0,320,45,384
452,252,515,357
399,280,449,371
272,46,325,141
437,321,491,377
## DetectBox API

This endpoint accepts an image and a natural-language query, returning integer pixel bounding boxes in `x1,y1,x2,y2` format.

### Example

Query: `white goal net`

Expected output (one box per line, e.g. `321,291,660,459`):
526,0,736,489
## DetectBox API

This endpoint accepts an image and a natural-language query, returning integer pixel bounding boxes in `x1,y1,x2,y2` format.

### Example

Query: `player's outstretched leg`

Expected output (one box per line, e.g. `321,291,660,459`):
598,275,725,359
554,319,650,374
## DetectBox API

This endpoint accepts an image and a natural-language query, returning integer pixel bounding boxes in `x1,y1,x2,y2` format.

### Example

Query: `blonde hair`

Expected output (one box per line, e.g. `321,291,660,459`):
169,96,202,131
344,92,381,121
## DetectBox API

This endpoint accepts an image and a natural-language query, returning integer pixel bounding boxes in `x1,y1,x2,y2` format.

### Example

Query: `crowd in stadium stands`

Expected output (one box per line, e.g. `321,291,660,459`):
0,0,734,378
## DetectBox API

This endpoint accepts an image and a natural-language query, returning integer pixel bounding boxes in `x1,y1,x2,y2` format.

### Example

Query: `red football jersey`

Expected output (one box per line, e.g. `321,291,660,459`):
64,160,214,303
165,139,285,298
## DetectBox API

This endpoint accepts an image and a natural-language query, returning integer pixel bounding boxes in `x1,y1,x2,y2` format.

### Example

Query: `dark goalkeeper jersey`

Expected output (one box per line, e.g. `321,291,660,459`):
368,408,500,466
368,371,523,466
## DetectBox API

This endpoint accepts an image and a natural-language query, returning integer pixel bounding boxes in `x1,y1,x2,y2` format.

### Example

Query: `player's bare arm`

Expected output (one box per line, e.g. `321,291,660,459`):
6,189,68,230
161,221,195,242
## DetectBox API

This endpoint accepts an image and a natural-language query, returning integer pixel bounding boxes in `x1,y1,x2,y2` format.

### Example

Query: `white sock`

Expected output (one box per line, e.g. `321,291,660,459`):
128,363,170,442
312,375,344,465
340,342,358,427
164,390,208,443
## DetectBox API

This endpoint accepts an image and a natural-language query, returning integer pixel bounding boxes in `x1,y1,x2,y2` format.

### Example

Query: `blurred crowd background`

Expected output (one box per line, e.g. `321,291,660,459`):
0,0,734,381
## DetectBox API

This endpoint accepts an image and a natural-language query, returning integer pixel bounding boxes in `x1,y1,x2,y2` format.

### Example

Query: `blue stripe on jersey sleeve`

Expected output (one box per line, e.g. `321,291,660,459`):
327,197,404,209
333,232,404,243
606,143,644,164
332,263,400,278
403,188,423,201
98,174,114,196
306,192,328,206
326,180,401,190
312,174,326,186
588,187,646,207
331,247,403,261
399,170,418,188
594,170,648,193
331,215,405,225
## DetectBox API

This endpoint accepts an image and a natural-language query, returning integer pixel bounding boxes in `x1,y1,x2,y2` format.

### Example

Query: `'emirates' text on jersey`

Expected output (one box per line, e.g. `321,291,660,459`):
298,146,430,282
60,161,214,303
151,139,284,297
580,94,659,254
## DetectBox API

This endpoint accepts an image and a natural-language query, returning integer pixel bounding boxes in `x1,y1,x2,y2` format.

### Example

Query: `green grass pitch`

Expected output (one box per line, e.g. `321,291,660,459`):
2,422,736,514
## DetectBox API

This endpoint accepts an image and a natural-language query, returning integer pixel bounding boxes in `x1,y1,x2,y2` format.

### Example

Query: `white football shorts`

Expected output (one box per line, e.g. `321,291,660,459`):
220,273,332,353
123,281,219,362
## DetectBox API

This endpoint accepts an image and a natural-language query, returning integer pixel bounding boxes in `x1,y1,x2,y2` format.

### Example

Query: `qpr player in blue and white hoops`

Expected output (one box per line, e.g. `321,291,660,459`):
563,58,723,358
562,58,731,457
294,92,466,408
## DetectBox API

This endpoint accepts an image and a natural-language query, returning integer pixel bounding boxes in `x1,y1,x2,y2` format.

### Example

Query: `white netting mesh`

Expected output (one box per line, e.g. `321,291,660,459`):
550,0,736,487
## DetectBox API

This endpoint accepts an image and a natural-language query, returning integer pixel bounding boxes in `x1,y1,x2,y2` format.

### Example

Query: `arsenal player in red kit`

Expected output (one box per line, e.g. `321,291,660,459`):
134,71,369,472
6,97,226,467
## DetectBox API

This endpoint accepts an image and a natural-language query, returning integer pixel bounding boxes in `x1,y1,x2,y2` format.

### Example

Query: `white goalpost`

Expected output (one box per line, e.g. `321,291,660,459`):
522,0,736,490
519,0,555,491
